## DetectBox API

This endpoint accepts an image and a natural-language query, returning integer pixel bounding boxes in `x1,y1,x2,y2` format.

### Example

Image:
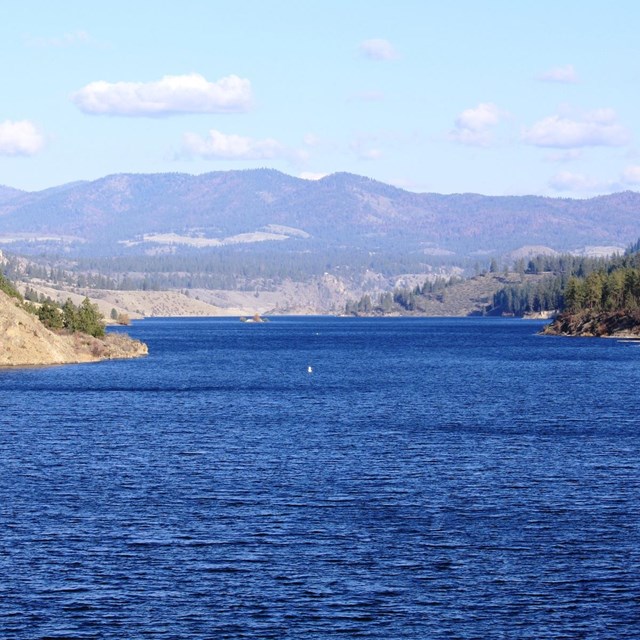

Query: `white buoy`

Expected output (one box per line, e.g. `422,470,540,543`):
307,365,313,374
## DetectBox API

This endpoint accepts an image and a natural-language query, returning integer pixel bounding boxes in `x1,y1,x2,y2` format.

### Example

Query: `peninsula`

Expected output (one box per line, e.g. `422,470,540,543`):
543,310,640,339
0,289,147,367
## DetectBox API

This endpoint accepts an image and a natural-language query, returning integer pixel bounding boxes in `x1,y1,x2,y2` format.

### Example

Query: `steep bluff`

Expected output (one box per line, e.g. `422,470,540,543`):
0,290,147,367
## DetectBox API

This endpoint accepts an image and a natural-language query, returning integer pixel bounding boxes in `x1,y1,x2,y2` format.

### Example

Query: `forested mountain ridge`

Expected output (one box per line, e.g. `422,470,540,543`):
0,184,25,204
0,170,638,262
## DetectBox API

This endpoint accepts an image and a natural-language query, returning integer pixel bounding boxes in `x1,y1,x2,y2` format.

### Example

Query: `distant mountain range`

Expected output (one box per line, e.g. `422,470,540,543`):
0,169,638,262
0,185,26,204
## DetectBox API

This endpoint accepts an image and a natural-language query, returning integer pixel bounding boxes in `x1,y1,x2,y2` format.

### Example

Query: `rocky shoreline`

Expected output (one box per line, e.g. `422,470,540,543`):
0,291,148,367
542,309,640,338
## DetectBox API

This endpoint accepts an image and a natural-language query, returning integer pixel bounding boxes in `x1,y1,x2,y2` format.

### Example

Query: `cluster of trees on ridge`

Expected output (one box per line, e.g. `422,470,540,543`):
489,247,640,316
35,298,106,337
345,276,461,315
344,242,640,318
1,271,106,337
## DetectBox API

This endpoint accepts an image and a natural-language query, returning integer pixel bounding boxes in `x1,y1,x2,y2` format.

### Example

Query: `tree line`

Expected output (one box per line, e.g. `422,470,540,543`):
0,267,106,338
32,297,106,337
345,276,461,315
0,270,106,338
490,244,640,316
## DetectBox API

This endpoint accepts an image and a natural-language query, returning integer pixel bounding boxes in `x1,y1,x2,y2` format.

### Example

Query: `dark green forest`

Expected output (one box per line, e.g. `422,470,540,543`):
490,244,640,316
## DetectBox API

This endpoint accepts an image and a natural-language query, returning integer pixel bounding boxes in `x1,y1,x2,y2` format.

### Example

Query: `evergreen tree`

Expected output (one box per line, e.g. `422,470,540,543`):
62,298,80,332
37,301,63,330
77,297,105,337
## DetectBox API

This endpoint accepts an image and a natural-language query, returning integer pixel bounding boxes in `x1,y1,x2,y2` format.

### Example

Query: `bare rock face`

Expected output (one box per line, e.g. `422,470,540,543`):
0,291,147,367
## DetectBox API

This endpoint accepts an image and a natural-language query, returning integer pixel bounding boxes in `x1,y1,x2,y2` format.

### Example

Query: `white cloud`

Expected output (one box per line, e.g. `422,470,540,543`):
72,73,252,117
456,103,502,130
538,64,578,83
358,39,399,61
522,109,630,148
449,103,506,147
183,129,284,160
548,171,605,193
622,166,640,185
550,165,640,194
0,120,45,156
586,108,618,124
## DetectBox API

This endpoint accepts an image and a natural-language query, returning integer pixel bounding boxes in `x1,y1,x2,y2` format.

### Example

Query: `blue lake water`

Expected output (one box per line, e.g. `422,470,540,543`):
1,316,639,639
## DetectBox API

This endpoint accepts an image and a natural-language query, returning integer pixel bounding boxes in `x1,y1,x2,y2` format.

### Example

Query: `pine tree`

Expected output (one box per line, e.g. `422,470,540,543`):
37,301,63,330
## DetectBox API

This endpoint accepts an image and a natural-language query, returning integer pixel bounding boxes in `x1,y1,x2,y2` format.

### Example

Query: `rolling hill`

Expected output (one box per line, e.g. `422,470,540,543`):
0,170,637,263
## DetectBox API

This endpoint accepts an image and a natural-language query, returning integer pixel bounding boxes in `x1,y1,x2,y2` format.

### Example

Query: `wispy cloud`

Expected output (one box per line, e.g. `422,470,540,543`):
449,103,507,147
548,165,640,194
548,171,604,193
537,64,578,84
25,29,93,48
0,120,45,156
72,73,252,117
622,165,640,185
358,39,399,61
523,108,630,148
182,129,284,160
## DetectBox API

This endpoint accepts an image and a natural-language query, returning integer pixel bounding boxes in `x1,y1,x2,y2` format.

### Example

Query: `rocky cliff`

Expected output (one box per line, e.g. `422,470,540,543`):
0,291,147,367
543,309,640,338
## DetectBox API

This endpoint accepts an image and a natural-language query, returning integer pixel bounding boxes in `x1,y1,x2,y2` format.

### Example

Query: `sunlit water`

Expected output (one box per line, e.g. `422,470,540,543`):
1,317,639,639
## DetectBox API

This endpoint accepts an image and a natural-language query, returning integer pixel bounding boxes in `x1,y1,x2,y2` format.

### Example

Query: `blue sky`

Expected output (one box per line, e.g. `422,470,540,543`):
1,0,639,196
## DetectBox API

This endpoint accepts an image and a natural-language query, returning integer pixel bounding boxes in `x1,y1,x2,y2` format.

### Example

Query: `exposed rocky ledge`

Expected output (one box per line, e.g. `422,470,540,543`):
0,291,147,367
543,309,640,338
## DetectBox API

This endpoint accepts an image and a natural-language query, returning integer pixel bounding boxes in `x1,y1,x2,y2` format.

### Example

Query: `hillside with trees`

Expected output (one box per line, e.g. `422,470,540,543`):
0,170,636,285
345,269,548,317
543,248,640,337
1,168,638,317
487,254,614,317
484,239,640,336
0,270,147,366
343,240,640,335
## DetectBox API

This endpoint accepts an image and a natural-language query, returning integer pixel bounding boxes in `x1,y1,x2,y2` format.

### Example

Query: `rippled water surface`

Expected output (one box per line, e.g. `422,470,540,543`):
2,317,640,638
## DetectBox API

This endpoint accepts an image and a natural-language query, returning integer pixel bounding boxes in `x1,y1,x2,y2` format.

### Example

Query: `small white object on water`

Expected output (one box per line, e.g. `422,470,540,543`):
307,365,313,374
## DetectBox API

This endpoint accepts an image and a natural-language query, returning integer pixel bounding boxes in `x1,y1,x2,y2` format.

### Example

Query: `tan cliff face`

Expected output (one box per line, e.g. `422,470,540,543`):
0,291,147,367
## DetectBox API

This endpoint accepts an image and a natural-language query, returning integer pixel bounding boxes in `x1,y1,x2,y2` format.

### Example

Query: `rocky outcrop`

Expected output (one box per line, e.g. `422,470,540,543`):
543,309,640,338
0,291,147,367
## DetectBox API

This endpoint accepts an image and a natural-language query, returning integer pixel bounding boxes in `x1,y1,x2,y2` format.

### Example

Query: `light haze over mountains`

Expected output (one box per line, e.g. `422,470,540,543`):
0,170,634,263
